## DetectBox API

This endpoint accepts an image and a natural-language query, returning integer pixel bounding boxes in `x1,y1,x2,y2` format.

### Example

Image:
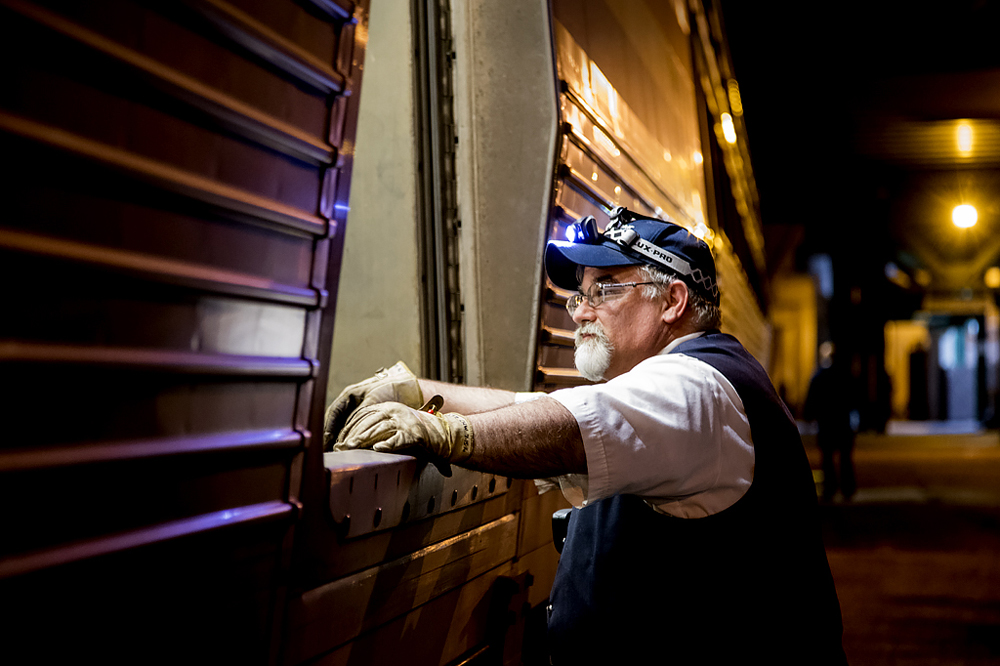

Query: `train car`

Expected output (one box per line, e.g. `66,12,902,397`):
0,0,770,663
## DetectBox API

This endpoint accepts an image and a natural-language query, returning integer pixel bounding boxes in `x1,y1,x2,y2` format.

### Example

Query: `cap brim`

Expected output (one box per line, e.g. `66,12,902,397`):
544,240,642,291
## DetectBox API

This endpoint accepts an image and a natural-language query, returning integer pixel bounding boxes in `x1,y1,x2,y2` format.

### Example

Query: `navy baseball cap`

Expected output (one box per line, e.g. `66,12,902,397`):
545,207,720,304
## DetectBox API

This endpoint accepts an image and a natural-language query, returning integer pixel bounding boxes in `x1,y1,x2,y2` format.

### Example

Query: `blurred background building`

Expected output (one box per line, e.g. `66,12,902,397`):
723,0,1000,430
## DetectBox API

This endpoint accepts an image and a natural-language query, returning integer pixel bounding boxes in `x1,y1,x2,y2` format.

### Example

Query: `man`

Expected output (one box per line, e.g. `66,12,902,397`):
805,342,858,502
327,207,847,664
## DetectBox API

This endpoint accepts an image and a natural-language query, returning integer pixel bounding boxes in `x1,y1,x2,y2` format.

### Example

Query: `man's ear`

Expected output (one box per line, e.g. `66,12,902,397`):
662,281,689,324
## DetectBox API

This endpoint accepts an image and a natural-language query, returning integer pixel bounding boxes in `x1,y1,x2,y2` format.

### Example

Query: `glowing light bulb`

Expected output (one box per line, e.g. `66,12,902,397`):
985,267,1000,289
957,123,973,154
721,113,737,144
953,204,977,228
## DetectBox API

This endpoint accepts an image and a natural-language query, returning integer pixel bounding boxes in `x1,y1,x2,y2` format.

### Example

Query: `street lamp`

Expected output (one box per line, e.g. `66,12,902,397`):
952,204,977,229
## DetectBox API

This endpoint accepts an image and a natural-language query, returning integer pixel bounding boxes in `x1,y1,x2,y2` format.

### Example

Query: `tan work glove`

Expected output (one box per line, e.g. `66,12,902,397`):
323,361,423,450
333,399,474,474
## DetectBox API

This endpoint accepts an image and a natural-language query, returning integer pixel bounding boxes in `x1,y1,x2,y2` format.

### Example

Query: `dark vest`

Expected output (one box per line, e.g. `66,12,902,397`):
547,332,847,665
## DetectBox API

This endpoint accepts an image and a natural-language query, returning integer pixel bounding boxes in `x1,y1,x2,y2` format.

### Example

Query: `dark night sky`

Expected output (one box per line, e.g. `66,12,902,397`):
719,1,1000,231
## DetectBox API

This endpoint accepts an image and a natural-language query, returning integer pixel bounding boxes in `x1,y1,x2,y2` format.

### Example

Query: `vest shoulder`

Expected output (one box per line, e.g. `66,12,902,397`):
673,333,780,401
673,332,753,362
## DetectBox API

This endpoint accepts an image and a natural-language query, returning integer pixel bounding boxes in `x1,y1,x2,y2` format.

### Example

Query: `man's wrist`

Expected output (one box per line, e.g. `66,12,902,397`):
442,412,475,463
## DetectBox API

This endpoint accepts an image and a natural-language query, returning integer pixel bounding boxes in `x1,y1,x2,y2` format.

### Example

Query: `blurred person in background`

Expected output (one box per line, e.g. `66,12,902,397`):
805,341,858,502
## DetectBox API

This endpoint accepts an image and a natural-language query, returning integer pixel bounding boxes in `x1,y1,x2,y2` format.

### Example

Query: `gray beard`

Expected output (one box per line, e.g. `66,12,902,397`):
574,321,614,382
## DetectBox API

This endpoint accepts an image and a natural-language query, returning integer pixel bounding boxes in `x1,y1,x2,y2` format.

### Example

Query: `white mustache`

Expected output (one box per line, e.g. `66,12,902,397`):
575,321,608,347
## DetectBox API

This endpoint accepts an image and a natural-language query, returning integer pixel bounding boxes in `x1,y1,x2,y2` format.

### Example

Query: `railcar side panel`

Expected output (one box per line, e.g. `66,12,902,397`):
0,0,367,663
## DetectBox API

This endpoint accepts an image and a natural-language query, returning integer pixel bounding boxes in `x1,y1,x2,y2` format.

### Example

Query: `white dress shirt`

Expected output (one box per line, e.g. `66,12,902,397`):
541,332,755,518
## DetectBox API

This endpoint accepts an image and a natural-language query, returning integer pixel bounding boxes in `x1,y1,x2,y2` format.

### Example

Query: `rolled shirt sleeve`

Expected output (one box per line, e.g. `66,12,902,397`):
549,349,754,518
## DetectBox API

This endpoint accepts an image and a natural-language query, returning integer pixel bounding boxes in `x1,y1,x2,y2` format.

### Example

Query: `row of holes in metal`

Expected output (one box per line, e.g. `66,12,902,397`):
343,473,513,529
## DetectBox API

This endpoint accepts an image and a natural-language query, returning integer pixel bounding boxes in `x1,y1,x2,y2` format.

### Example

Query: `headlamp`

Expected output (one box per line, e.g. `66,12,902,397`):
565,215,601,244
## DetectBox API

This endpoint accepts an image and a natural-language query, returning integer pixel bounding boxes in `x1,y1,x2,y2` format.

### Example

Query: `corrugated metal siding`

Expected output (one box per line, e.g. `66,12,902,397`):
0,0,365,662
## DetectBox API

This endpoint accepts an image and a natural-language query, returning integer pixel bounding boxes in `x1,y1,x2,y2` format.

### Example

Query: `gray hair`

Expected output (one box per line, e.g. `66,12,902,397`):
574,262,722,330
637,264,722,331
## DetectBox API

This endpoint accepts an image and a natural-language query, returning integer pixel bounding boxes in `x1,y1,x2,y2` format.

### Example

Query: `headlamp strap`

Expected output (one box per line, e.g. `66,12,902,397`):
604,224,719,299
605,225,692,274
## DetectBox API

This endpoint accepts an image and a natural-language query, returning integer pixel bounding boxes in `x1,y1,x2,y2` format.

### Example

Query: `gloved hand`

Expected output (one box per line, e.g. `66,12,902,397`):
333,399,474,472
323,361,423,450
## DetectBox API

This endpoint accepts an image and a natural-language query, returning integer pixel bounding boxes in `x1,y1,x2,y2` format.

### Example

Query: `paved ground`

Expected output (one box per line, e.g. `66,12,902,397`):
805,424,1000,665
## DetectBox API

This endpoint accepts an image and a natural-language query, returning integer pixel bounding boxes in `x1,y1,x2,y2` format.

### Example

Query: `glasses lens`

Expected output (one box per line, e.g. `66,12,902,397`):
566,285,609,314
588,284,604,308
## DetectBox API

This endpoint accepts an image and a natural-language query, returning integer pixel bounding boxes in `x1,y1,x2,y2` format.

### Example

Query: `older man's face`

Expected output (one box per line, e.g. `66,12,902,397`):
571,265,671,380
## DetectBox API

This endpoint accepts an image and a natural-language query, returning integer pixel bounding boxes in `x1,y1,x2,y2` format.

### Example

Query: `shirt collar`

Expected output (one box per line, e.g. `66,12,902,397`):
658,330,705,356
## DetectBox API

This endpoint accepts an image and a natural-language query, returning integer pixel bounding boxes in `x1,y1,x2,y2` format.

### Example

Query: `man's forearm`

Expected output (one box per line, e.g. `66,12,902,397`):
461,396,588,478
417,379,519,414
338,378,587,479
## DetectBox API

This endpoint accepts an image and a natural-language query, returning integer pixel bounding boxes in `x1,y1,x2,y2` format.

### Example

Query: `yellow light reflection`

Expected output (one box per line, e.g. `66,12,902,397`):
953,204,977,228
957,122,973,154
986,267,1000,289
565,105,584,139
721,113,737,144
692,151,703,165
663,150,672,162
691,221,714,245
592,125,620,156
727,80,743,116
589,62,618,122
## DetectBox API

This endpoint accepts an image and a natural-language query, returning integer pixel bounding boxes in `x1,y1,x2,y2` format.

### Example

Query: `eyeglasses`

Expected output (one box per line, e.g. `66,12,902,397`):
565,281,655,315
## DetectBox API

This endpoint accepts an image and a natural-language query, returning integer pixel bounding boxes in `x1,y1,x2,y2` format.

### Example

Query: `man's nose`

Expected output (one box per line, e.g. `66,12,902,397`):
571,298,595,325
